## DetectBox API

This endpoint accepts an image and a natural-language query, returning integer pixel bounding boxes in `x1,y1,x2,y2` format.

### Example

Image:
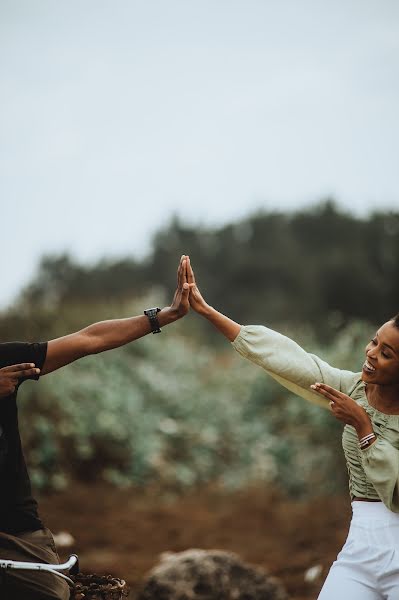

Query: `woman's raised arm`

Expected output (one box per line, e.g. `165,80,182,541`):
186,256,359,409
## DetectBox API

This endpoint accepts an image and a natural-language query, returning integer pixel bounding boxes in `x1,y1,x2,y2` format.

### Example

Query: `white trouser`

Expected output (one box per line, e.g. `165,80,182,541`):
318,501,399,600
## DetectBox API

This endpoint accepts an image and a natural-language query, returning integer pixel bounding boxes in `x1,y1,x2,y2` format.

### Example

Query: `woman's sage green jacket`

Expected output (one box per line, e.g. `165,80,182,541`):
232,325,399,512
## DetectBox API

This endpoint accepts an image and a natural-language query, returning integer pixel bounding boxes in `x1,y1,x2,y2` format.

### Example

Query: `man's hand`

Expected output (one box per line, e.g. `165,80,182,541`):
186,256,210,316
167,255,190,320
0,364,40,398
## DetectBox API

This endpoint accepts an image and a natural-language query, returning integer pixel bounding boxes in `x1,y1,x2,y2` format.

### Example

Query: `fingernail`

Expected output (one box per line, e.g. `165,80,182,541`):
310,385,316,390
35,369,40,374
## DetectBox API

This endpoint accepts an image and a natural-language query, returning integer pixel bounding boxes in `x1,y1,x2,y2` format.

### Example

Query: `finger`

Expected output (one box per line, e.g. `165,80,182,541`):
310,385,339,403
181,256,188,285
177,255,186,287
313,382,343,397
310,382,344,401
17,367,41,379
1,363,36,373
186,256,195,284
177,256,182,286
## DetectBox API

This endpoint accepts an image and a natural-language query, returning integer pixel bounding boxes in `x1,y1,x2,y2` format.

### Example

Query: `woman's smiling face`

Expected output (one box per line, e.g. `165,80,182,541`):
363,320,399,386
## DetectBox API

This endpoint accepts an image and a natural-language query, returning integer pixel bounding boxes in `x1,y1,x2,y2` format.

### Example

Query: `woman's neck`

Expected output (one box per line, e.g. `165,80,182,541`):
366,383,399,415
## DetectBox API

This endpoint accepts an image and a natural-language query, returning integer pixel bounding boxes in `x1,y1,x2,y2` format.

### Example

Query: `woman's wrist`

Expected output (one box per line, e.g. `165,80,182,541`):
354,413,373,440
198,305,241,341
199,303,213,318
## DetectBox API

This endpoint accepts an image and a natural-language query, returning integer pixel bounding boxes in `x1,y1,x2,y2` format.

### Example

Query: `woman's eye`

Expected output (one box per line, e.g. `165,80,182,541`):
382,352,391,359
370,339,377,345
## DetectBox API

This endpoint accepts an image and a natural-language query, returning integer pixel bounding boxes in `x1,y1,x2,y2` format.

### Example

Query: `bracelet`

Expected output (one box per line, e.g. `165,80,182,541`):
359,433,375,447
359,432,376,449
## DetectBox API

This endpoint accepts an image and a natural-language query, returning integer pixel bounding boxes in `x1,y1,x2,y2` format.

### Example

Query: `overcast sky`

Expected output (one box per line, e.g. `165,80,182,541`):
1,0,399,308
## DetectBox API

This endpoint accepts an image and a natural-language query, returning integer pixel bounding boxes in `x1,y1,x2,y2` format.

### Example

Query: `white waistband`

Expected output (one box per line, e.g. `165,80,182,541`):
351,500,399,524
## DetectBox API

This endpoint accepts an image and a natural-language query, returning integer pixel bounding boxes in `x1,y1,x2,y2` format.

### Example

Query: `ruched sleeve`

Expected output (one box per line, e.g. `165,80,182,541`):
361,437,399,512
232,325,360,409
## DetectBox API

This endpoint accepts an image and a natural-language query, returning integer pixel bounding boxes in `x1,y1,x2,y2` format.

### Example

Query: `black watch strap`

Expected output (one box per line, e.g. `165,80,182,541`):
144,307,162,334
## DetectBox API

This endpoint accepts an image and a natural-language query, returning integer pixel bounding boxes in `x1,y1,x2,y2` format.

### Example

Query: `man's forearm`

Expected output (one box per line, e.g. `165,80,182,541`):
42,307,182,375
42,257,190,375
84,306,180,353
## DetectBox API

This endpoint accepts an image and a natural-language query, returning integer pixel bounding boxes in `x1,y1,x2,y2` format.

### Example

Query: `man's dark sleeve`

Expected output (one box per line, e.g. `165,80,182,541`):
0,342,48,382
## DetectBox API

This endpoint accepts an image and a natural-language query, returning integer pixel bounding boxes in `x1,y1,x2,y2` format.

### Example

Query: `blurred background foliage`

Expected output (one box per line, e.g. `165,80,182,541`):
1,201,398,497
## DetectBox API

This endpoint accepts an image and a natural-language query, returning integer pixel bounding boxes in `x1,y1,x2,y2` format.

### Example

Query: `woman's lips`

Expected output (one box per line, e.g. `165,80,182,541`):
363,360,376,374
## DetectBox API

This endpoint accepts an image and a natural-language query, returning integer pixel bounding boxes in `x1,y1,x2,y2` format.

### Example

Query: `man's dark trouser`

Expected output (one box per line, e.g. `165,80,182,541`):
0,528,70,600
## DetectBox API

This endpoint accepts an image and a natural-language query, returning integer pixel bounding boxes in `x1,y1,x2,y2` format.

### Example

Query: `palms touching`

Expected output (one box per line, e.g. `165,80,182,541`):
186,256,209,315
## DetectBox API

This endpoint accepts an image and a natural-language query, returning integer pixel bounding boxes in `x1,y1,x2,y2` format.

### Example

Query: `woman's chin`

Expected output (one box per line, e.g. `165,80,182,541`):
361,369,374,383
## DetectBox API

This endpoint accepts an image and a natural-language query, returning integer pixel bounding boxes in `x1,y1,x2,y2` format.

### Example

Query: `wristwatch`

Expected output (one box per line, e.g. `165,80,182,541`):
144,307,162,334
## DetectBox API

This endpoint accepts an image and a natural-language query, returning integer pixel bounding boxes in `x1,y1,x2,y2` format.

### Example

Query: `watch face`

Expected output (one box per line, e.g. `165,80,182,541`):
145,307,161,317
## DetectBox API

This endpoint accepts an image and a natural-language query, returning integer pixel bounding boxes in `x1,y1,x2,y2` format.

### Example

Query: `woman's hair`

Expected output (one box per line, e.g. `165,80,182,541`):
391,313,399,329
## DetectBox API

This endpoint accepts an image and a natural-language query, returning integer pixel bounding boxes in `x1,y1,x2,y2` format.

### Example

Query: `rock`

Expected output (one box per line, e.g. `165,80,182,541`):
137,548,289,600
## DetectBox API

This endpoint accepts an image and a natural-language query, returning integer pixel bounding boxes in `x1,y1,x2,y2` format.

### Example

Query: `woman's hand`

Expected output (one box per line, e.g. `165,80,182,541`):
186,256,210,316
185,255,241,341
310,382,373,437
168,255,190,319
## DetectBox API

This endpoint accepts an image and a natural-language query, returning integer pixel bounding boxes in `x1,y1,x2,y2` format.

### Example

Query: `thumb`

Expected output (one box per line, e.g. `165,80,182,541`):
182,282,190,294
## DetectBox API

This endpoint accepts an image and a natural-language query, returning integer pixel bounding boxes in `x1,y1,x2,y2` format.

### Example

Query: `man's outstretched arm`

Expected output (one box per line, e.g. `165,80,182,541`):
41,256,189,375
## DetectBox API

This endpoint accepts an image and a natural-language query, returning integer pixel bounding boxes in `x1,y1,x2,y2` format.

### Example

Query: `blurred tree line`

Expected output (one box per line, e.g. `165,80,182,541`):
1,200,397,342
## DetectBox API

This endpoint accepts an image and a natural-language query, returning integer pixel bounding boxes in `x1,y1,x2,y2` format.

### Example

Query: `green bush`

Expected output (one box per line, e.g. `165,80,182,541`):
18,319,369,497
